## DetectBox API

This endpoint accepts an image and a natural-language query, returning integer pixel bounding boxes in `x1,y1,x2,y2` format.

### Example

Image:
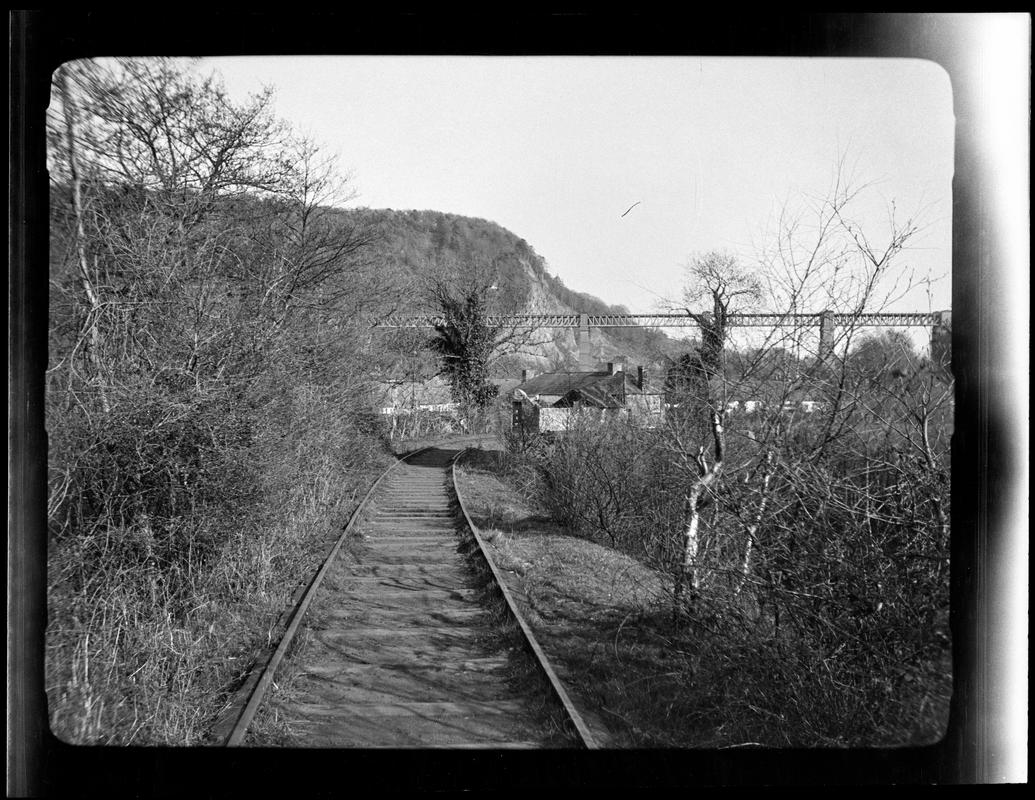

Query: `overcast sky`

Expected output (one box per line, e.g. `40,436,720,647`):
199,55,955,319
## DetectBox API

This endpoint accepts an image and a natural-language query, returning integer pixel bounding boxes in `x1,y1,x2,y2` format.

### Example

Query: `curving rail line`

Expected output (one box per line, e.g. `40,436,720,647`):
213,441,596,748
452,451,600,748
213,445,431,746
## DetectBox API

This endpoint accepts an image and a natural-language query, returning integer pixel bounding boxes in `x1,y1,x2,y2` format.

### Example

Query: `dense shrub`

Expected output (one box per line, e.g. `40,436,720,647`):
46,380,392,744
504,360,952,745
49,387,257,590
510,416,676,557
44,58,397,744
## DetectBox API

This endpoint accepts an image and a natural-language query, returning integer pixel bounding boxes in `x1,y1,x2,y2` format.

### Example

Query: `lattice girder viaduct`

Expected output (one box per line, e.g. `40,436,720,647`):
379,310,951,359
377,311,948,329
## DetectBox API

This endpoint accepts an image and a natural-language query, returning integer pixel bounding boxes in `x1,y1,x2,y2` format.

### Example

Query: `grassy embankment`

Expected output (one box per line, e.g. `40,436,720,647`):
454,442,951,748
455,446,684,747
45,391,392,746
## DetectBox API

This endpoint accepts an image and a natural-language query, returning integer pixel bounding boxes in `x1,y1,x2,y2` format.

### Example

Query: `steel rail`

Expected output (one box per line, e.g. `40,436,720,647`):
451,449,601,749
217,436,595,748
218,445,433,746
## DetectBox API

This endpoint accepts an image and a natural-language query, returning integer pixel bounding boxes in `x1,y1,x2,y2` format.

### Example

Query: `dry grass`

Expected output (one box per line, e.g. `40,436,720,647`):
455,441,951,749
454,520,584,748
456,447,677,747
45,389,393,746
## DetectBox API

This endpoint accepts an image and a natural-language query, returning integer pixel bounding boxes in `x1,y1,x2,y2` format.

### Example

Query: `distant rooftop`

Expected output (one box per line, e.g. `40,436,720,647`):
516,370,615,398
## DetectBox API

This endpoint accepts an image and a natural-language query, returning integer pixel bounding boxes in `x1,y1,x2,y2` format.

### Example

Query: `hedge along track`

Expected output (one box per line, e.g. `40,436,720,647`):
216,442,597,748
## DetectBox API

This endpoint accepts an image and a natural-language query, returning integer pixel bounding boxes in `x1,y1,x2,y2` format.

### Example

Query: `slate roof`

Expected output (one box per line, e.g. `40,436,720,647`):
514,370,621,399
514,370,656,408
556,382,626,408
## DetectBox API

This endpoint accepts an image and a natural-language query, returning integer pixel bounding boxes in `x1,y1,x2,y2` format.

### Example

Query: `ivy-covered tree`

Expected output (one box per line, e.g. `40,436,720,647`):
427,276,502,412
425,259,536,428
424,281,496,405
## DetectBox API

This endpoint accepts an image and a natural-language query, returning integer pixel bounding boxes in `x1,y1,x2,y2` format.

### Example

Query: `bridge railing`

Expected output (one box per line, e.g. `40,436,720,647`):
376,311,947,329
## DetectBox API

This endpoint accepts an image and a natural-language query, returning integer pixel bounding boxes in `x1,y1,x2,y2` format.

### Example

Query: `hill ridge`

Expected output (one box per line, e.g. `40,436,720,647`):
342,207,684,372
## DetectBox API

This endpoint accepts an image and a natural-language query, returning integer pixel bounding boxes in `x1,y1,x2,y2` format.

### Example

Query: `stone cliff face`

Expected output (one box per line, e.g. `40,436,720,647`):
345,207,684,374
510,253,671,374
517,259,580,372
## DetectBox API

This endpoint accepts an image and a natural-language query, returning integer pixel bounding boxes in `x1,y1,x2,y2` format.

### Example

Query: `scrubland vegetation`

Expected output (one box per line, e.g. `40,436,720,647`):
493,243,953,746
44,56,950,749
495,338,952,745
45,58,396,744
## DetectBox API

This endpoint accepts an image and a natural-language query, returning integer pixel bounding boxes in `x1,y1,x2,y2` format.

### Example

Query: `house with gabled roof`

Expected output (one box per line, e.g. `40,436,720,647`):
511,361,663,433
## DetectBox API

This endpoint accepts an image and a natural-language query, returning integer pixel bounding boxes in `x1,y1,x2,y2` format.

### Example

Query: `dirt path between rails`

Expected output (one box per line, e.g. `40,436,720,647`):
247,446,565,748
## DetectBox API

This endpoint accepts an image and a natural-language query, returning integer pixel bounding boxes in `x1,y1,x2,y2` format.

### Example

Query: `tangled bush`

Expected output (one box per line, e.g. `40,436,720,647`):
510,416,685,572
43,57,398,745
46,380,393,745
504,397,951,745
49,386,259,600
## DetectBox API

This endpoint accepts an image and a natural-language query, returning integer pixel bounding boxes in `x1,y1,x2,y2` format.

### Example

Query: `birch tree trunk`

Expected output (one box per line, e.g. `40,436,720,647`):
676,410,725,611
735,450,773,597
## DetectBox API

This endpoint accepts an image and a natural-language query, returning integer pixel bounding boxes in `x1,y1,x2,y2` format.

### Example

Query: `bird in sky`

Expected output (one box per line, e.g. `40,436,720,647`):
620,201,641,218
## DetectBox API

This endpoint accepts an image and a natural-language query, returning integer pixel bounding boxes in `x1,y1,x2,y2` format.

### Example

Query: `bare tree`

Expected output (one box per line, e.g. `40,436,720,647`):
663,251,763,609
680,250,763,382
49,58,387,403
684,162,949,741
507,157,950,745
45,58,395,745
663,155,936,615
49,60,292,399
54,66,110,411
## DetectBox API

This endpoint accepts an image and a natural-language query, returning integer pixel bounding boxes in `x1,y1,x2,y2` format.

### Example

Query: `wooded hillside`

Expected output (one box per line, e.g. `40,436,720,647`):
344,205,684,373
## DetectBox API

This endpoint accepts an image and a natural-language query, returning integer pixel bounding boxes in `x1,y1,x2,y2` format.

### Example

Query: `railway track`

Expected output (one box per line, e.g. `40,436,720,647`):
215,443,597,749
